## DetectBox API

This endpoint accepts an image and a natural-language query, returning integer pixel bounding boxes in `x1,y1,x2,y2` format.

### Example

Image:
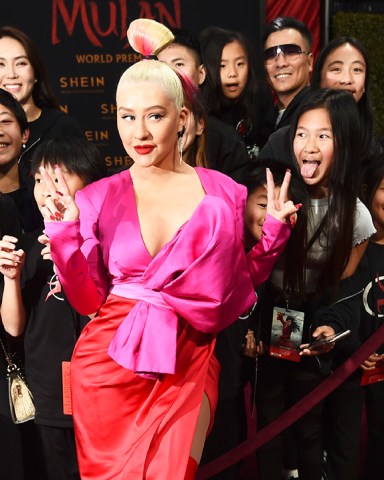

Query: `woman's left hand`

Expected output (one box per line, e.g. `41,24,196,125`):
266,168,301,224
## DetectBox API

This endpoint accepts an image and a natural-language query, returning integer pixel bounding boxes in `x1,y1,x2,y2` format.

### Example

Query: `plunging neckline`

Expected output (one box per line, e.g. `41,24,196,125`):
128,168,208,259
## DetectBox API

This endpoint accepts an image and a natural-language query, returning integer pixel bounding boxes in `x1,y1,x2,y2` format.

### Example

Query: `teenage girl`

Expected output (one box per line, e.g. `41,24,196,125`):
254,88,376,480
358,158,384,479
199,26,275,158
311,36,382,173
323,157,384,480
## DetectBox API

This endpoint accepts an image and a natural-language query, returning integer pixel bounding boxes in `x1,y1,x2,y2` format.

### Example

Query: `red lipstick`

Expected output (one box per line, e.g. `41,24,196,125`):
134,145,155,155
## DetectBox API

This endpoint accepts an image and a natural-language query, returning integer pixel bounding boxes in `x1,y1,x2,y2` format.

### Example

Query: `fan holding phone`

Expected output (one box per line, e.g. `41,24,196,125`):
299,330,351,353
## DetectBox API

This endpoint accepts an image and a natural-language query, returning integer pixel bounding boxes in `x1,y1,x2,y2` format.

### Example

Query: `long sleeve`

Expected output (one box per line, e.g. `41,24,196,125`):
205,116,254,184
44,220,107,315
247,213,291,290
311,265,366,339
44,187,110,315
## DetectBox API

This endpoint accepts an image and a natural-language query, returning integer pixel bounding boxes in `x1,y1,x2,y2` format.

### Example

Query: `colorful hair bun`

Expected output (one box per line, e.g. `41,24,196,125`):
127,18,174,57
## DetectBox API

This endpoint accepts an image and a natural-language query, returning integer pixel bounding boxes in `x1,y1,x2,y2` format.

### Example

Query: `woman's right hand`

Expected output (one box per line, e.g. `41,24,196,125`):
39,165,80,222
0,235,25,280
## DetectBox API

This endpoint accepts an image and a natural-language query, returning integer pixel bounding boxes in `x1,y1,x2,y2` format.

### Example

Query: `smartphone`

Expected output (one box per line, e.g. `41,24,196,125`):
301,330,351,351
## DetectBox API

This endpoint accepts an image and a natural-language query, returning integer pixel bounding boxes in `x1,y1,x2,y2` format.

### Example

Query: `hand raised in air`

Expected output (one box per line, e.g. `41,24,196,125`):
266,168,301,225
38,165,80,223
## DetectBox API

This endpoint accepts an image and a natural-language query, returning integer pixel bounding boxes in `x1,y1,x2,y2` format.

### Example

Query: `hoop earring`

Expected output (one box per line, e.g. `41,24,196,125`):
178,136,183,164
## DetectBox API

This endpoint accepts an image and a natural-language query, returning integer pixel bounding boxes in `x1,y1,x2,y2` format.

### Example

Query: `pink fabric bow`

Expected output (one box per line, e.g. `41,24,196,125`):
108,197,256,378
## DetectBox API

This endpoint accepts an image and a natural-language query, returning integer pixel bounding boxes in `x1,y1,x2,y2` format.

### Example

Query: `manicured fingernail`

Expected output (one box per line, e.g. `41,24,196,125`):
286,168,291,173
50,215,55,221
56,191,63,196
54,212,62,220
294,203,302,209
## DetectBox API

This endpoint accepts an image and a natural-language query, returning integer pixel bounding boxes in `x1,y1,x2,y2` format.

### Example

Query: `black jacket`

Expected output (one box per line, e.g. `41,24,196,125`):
259,87,312,169
275,86,311,129
205,115,254,185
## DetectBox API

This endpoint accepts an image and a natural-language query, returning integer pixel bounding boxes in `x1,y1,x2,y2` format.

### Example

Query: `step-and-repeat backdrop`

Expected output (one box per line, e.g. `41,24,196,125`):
4,0,321,173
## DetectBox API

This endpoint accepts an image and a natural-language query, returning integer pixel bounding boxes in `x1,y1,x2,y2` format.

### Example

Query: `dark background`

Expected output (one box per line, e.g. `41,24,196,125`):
3,1,381,172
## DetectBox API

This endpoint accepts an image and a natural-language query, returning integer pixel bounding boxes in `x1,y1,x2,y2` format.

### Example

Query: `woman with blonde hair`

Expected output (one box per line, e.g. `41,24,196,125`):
39,18,299,479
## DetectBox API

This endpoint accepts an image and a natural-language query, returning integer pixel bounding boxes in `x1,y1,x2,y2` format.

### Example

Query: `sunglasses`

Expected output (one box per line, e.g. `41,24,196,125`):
263,44,310,62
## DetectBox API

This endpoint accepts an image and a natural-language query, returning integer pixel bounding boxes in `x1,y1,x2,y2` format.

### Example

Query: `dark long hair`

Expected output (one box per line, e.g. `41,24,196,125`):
361,154,384,212
311,36,377,167
199,27,259,127
0,26,60,110
286,88,362,297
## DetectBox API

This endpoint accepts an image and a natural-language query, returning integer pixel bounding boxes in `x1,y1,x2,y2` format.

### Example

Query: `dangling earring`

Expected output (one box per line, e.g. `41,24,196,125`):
22,144,26,149
177,127,186,165
178,136,183,164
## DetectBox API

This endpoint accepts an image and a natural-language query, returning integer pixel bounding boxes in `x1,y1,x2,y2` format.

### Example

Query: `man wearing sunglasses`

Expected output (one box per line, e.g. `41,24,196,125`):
259,17,314,168
263,16,313,129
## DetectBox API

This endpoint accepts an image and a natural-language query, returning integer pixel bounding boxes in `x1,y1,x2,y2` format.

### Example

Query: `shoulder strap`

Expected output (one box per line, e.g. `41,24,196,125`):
0,332,12,366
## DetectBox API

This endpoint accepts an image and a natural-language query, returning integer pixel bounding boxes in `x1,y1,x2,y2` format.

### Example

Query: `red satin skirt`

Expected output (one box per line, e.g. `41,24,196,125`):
70,294,219,479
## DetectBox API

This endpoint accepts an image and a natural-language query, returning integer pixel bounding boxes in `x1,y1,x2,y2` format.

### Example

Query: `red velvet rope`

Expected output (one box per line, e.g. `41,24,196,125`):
197,323,384,479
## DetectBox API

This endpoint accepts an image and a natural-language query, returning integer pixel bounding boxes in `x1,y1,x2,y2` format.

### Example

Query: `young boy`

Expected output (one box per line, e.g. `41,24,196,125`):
0,137,106,479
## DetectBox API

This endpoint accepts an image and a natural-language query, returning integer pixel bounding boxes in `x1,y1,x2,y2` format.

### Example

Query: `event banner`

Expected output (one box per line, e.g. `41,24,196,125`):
4,0,320,173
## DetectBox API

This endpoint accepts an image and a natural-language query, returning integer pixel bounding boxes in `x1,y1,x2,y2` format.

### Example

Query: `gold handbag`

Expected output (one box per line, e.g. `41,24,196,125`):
0,336,35,424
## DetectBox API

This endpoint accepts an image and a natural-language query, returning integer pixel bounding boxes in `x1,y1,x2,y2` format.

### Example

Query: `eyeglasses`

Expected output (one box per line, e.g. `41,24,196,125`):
263,44,310,63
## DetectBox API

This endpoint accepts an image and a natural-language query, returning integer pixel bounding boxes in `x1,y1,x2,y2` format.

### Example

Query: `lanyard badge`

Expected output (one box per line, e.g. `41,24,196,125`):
269,307,304,362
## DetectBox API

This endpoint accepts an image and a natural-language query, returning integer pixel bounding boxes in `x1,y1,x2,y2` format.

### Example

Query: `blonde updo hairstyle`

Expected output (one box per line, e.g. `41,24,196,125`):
117,19,184,109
